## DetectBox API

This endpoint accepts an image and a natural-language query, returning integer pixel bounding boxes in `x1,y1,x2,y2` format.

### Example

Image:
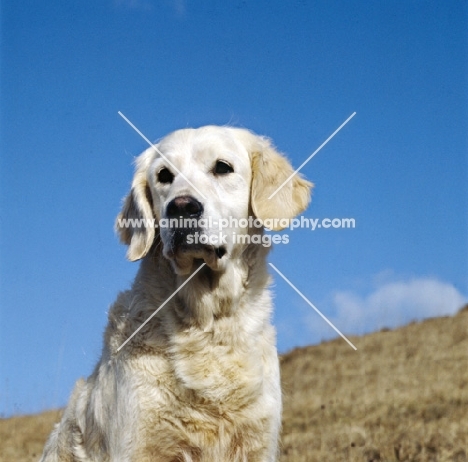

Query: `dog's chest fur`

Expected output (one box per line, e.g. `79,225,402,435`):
105,248,280,460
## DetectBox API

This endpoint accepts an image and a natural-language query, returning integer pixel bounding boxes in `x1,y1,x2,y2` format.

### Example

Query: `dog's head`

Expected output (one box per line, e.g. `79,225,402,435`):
116,126,312,275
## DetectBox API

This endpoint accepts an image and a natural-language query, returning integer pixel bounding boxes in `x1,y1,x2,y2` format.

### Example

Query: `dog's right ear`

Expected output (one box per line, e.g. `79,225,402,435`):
115,150,155,261
248,136,313,230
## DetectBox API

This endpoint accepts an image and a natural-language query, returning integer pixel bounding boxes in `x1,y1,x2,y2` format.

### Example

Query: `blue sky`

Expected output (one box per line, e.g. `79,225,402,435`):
1,0,467,416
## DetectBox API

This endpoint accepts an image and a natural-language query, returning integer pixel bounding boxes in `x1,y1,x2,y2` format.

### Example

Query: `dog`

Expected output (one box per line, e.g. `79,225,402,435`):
40,125,312,462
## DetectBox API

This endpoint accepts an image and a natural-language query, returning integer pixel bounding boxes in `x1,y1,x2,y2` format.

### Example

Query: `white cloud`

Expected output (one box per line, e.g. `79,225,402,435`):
306,276,467,341
171,0,186,17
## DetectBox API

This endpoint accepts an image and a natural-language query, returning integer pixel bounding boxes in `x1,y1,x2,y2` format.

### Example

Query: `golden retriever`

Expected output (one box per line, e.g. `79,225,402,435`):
41,126,312,462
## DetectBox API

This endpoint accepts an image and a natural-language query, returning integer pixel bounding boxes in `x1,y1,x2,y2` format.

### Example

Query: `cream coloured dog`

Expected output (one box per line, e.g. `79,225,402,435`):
41,126,312,462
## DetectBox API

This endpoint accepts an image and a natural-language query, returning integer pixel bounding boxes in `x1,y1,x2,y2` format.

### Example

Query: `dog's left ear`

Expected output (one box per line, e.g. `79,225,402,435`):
115,149,156,261
250,138,313,231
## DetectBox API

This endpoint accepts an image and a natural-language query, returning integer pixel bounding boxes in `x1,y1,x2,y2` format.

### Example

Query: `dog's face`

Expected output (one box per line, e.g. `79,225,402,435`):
117,126,312,275
150,128,254,274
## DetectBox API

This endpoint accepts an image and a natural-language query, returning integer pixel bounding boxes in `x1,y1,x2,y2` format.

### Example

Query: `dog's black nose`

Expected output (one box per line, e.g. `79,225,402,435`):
166,196,204,219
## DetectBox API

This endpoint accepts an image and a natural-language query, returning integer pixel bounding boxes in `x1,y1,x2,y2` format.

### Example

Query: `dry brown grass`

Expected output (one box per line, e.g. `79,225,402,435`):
1,307,467,462
280,306,468,462
0,410,62,462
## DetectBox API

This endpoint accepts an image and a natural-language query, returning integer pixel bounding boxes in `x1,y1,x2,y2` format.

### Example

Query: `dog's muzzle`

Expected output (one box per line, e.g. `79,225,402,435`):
162,195,227,274
166,195,204,221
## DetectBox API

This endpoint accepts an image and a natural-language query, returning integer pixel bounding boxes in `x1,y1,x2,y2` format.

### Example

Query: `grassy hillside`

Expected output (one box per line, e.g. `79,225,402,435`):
280,306,468,461
2,306,467,462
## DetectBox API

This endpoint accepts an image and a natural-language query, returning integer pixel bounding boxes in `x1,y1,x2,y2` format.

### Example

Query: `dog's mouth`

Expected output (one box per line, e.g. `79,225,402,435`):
163,229,228,275
214,246,227,259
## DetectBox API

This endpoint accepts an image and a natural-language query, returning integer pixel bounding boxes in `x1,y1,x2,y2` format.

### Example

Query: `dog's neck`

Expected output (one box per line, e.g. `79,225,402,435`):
137,242,271,331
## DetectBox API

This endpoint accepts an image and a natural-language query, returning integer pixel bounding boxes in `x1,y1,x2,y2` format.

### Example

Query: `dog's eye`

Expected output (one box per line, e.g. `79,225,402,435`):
157,168,174,184
214,160,234,175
